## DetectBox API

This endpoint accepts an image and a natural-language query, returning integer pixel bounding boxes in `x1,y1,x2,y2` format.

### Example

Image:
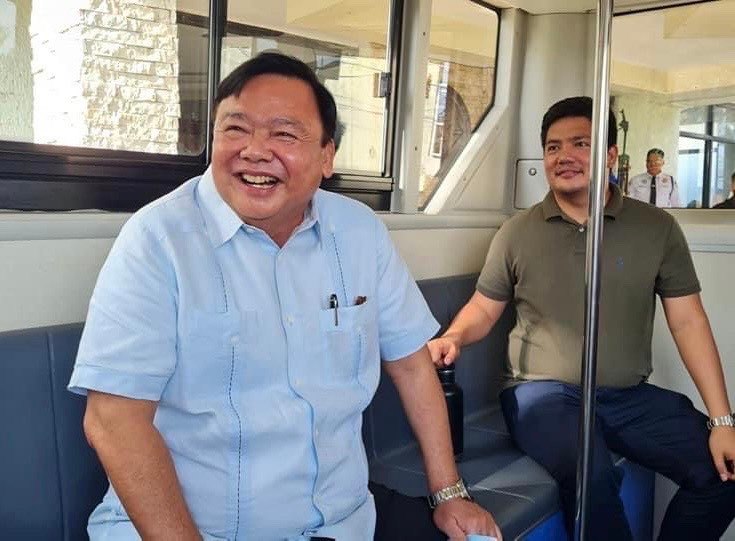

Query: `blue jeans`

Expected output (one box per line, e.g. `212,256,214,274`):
500,381,735,541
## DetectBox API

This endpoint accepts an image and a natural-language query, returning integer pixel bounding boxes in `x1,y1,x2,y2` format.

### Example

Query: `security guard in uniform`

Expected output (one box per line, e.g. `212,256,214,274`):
627,148,680,208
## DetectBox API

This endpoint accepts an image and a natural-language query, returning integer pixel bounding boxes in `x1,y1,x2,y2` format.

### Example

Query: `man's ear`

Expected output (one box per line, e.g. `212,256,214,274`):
321,140,336,180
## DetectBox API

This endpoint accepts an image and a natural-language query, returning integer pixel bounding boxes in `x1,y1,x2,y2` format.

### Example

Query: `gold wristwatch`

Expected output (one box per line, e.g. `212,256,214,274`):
428,478,473,509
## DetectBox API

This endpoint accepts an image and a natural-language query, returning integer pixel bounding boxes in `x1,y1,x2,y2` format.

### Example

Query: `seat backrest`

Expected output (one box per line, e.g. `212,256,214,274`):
0,324,108,541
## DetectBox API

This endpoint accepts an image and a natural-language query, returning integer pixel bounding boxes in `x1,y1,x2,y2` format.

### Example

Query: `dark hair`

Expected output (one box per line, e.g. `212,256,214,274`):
540,96,617,149
214,52,338,147
647,148,665,159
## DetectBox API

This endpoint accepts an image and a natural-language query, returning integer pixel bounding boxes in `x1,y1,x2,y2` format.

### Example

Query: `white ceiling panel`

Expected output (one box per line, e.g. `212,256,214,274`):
483,0,718,15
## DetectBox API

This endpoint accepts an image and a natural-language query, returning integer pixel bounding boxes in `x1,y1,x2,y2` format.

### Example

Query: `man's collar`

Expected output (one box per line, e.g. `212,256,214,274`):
197,167,243,247
542,182,624,221
197,168,322,247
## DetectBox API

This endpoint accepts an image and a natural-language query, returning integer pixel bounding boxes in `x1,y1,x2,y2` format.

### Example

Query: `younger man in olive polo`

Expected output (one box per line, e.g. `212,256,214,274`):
428,97,735,540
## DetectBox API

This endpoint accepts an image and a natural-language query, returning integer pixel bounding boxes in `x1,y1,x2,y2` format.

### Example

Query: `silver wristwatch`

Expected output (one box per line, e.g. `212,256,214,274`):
707,414,735,430
427,478,472,509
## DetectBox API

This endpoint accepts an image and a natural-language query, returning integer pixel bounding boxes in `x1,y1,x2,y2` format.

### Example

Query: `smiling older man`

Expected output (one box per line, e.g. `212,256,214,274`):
68,52,499,541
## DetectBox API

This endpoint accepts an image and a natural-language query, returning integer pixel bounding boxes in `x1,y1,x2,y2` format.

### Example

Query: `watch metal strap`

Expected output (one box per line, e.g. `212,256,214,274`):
707,414,735,430
428,478,471,509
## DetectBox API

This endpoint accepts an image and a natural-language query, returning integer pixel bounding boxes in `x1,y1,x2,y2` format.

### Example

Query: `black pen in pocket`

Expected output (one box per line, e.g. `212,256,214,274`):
329,293,339,326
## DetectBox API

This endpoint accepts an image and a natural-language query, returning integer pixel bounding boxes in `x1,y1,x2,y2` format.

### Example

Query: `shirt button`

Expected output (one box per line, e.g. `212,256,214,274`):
578,226,585,233
286,315,294,325
230,335,240,345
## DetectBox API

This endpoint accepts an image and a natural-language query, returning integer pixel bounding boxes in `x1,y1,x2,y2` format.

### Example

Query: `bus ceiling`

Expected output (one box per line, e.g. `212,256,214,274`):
490,0,715,14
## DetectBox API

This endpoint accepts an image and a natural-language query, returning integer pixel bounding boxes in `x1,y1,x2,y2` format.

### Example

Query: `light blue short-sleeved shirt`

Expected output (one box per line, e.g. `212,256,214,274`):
68,168,439,540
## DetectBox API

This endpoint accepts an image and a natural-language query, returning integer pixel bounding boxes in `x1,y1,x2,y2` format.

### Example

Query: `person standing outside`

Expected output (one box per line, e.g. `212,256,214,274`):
627,148,681,207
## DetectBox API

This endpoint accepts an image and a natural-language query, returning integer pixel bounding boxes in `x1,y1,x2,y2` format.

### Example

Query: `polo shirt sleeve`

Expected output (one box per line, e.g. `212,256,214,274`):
68,220,178,400
655,216,701,298
374,219,440,362
476,222,515,301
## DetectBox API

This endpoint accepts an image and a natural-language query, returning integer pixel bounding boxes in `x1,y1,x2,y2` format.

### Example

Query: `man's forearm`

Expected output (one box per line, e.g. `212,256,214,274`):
672,315,731,417
665,295,731,417
85,395,201,540
444,292,506,347
384,347,460,491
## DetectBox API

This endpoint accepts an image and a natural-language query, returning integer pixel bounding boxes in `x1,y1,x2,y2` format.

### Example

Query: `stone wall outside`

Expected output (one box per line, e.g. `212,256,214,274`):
28,0,181,153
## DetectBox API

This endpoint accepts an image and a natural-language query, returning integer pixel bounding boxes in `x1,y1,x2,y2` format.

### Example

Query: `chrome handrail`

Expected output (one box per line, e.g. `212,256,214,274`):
574,1,614,539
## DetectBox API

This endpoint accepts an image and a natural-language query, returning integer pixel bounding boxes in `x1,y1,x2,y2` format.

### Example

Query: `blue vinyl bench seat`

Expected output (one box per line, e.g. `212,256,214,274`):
0,274,653,540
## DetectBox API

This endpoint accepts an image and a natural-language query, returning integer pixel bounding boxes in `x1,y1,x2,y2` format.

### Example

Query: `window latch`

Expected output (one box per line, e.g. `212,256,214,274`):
373,72,391,98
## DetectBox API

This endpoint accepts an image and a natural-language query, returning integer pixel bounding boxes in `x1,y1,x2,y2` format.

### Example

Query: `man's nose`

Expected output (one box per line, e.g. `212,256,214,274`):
239,131,273,161
557,147,574,162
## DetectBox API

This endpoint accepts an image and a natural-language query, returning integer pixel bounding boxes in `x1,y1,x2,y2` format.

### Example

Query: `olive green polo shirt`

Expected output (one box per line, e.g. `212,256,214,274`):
478,184,700,388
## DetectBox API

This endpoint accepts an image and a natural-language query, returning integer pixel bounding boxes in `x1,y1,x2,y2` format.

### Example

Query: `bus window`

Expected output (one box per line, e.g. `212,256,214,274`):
0,1,399,211
418,0,499,210
0,0,209,156
220,1,393,177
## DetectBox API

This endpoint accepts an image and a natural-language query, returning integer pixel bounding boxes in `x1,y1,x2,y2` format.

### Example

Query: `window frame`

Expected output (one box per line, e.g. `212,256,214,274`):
0,0,403,212
417,0,501,211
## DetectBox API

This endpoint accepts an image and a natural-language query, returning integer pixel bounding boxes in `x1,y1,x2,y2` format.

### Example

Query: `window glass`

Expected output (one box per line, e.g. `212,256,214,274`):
713,105,735,141
680,107,707,135
677,137,705,208
220,1,392,176
0,0,209,155
418,0,499,210
611,1,735,208
709,140,735,206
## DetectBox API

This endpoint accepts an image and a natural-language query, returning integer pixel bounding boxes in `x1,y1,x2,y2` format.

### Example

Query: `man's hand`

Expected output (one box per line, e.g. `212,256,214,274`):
427,336,461,367
709,426,735,482
433,499,503,541
427,292,507,369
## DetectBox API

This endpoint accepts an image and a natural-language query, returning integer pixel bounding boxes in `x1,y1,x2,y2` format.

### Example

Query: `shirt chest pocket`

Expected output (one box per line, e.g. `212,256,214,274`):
317,302,375,386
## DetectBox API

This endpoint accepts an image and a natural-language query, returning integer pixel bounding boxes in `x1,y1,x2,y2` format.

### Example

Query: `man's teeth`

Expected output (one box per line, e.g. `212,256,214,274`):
241,174,277,185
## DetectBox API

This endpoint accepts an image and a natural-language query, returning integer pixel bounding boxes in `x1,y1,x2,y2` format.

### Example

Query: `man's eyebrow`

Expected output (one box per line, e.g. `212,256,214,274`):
270,117,307,131
219,112,306,131
221,111,248,121
544,135,590,147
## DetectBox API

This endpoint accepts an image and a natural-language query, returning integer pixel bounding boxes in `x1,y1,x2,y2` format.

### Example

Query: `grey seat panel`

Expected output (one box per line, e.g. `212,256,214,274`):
49,325,108,541
0,323,107,541
0,327,64,539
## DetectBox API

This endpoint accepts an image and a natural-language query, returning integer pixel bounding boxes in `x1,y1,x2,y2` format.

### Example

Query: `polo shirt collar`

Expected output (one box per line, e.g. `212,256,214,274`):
197,168,321,247
541,182,624,222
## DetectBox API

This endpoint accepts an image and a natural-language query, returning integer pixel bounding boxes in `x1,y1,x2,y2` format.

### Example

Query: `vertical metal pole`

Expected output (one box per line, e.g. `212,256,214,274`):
574,1,614,540
205,0,226,164
382,0,404,177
